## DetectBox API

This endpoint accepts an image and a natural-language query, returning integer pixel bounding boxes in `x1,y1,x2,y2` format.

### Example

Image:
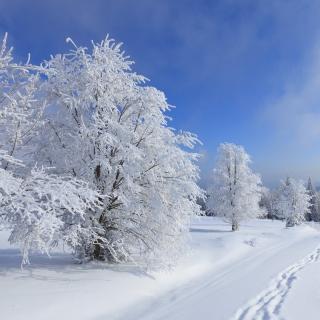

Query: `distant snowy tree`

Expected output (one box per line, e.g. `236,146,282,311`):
207,143,263,231
313,200,320,223
196,194,208,215
274,178,310,227
306,177,320,222
259,188,282,220
258,187,270,219
32,36,203,266
315,192,320,222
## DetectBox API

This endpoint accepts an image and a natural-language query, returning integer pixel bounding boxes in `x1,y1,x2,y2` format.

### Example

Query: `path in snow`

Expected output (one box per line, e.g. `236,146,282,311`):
115,221,320,320
232,246,320,320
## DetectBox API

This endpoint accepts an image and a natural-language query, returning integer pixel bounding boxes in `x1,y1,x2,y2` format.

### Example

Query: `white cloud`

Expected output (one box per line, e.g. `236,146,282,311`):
265,41,320,145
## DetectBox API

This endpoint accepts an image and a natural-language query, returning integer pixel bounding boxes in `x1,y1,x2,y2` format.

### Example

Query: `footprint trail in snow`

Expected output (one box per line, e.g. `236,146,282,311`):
232,246,320,320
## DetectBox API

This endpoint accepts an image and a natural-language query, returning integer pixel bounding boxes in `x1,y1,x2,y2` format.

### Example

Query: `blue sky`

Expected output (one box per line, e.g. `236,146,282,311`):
2,0,320,187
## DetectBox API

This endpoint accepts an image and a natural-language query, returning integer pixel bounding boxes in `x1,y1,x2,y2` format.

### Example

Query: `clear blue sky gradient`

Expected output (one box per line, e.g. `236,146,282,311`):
2,0,320,187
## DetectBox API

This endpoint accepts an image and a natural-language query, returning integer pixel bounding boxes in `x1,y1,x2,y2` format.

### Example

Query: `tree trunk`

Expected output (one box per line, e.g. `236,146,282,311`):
93,240,105,261
232,220,239,231
285,217,295,228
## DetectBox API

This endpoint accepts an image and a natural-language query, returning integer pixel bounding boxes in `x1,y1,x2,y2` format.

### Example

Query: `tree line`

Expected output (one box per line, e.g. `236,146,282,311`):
206,143,318,230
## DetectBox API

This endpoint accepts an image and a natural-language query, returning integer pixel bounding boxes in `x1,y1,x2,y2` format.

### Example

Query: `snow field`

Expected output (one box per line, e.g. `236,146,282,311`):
1,217,319,320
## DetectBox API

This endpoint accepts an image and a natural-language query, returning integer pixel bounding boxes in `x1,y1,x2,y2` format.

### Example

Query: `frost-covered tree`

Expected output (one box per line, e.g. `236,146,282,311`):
315,192,320,222
258,187,271,219
0,34,101,264
32,36,203,266
274,178,310,227
207,143,262,231
0,157,100,265
306,177,320,222
0,34,46,166
0,33,202,267
259,188,282,220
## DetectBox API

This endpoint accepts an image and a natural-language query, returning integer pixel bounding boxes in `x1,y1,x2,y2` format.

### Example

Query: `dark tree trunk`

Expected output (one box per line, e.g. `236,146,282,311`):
232,221,239,231
93,239,105,261
285,217,295,228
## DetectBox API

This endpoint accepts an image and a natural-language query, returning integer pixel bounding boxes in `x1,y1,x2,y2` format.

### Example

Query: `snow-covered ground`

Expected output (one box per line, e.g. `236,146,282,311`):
1,217,319,320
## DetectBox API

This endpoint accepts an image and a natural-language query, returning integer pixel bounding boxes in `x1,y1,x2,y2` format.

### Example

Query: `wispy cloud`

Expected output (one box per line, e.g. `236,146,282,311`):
265,41,320,145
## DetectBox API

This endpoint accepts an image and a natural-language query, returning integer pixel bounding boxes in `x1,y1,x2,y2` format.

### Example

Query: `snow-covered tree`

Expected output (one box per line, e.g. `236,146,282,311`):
0,33,45,168
258,186,271,219
315,192,320,222
0,159,100,265
31,36,203,266
0,34,203,268
306,177,320,222
274,177,310,227
259,187,283,220
207,143,262,231
0,34,101,264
